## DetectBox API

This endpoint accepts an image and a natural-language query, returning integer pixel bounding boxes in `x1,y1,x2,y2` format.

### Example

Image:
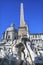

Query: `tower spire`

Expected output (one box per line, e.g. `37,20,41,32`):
20,3,25,27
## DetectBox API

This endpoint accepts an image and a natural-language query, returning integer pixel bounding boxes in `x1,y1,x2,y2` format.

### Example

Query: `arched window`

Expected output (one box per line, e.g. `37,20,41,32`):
8,35,10,39
14,36,18,39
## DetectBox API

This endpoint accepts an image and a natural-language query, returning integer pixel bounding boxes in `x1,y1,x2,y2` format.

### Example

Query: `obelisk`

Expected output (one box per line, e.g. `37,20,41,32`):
20,3,25,27
18,3,29,38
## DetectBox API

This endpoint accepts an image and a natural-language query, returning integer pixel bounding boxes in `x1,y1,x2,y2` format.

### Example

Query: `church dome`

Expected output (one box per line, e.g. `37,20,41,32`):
6,23,14,31
10,23,14,27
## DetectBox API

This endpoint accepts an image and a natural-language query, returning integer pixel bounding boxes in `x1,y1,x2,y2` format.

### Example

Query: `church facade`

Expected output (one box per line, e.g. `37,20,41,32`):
0,3,43,65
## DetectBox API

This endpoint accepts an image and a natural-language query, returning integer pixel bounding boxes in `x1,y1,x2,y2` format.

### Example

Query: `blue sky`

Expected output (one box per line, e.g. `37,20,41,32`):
0,0,43,39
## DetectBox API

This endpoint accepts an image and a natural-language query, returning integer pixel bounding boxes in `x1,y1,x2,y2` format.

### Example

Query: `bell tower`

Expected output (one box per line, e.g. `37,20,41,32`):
18,3,29,38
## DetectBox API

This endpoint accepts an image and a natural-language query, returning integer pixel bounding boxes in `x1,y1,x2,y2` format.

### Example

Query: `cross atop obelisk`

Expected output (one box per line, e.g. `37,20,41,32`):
20,3,25,27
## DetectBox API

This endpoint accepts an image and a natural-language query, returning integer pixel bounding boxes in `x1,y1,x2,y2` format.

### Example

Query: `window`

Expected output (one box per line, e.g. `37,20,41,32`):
8,35,10,39
33,40,35,42
38,35,40,38
15,37,16,39
39,39,40,42
35,35,37,38
36,40,38,43
33,35,34,38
